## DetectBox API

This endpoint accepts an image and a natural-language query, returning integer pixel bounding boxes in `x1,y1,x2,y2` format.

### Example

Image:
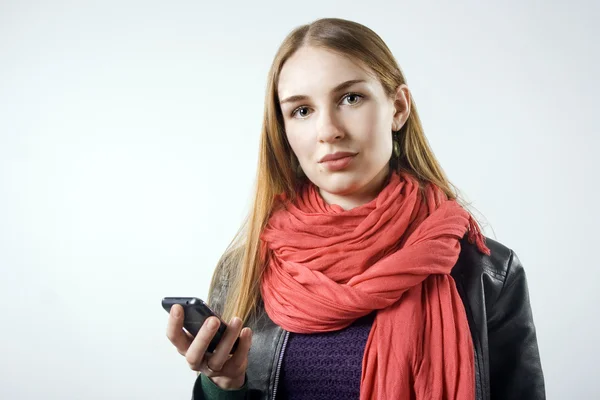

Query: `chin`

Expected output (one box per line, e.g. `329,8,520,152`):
312,173,366,195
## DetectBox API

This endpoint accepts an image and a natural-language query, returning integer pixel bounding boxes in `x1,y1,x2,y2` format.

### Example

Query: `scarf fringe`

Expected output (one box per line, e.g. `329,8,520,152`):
468,216,491,256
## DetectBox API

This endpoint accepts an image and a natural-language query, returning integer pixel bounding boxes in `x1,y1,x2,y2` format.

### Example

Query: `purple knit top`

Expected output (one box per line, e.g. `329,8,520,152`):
277,312,376,400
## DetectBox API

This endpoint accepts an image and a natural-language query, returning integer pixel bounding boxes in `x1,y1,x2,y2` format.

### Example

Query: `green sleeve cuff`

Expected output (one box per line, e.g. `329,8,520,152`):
195,373,248,400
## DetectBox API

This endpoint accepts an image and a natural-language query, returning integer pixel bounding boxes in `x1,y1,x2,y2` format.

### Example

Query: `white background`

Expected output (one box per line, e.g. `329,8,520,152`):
1,1,598,398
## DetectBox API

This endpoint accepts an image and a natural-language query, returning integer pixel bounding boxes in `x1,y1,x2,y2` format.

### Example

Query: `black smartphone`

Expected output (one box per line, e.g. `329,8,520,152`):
162,297,239,354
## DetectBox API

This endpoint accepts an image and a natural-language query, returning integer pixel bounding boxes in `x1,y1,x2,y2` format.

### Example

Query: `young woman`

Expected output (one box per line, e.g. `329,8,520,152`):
166,18,545,400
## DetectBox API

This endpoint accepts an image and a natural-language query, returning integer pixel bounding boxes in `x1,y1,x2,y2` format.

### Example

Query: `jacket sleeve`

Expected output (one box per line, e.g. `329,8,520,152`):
191,373,248,400
487,250,546,399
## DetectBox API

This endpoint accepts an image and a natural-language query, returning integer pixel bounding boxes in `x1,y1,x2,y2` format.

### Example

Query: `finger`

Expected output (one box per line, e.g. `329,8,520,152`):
206,317,243,372
186,316,221,370
166,304,193,356
226,327,252,370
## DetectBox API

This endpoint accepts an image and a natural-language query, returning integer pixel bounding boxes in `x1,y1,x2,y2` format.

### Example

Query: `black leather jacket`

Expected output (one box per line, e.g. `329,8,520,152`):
193,237,546,399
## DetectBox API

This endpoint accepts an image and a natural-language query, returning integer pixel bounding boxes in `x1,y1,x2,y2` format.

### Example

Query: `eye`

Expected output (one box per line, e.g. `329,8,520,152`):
290,93,364,119
292,106,311,119
341,93,364,106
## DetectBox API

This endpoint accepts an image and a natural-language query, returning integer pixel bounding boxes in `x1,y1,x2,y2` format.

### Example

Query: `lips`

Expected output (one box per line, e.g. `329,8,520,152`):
318,152,357,172
319,152,357,163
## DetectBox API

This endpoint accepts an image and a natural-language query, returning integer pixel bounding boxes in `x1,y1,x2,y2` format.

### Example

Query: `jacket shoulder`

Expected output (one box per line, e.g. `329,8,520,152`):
454,237,546,398
456,236,515,282
453,236,526,310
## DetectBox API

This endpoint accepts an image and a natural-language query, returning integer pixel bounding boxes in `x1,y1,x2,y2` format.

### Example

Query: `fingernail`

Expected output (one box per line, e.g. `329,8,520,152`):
207,318,219,329
171,306,181,318
229,317,240,327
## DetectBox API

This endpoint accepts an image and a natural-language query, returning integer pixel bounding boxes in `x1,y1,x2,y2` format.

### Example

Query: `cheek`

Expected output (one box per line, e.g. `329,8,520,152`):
286,129,315,162
351,101,390,135
374,103,394,139
353,109,392,147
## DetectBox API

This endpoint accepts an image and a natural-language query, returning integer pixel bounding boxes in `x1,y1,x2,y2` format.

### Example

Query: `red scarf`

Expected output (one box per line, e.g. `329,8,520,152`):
260,170,490,399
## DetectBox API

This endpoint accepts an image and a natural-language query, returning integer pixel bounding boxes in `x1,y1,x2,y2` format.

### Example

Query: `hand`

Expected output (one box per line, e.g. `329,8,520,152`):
166,304,253,390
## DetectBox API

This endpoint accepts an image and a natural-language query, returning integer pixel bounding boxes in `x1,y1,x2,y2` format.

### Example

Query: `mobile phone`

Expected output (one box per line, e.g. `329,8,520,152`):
162,297,239,354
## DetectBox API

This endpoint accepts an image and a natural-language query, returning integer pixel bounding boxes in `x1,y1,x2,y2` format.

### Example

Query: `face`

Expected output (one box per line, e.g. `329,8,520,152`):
277,46,410,210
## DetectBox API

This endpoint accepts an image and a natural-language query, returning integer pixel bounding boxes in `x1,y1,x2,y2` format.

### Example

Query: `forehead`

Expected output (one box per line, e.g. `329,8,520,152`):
278,46,376,98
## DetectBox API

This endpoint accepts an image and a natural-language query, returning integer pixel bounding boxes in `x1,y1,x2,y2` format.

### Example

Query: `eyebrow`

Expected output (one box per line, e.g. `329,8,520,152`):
279,79,367,105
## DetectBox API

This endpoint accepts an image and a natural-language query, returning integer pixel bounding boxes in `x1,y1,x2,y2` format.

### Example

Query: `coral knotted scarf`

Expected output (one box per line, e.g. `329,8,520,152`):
260,171,490,399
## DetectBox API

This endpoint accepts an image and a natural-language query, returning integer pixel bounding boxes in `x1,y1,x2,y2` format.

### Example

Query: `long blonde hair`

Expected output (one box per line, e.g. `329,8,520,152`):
214,17,480,324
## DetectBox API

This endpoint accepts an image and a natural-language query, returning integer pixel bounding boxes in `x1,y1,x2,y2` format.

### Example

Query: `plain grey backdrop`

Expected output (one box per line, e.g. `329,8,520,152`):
1,0,598,398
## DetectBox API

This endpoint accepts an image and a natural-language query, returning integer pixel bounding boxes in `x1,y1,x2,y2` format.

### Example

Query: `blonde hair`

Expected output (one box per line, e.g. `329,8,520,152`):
213,17,482,324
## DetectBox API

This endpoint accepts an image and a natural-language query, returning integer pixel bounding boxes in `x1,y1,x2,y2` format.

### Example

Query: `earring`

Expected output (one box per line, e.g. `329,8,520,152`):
392,130,401,158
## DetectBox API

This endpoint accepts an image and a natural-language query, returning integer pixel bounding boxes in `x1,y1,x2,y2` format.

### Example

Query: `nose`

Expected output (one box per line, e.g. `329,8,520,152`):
316,107,345,143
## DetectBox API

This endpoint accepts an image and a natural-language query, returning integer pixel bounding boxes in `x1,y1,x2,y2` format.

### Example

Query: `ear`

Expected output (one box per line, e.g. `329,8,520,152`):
391,84,411,131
